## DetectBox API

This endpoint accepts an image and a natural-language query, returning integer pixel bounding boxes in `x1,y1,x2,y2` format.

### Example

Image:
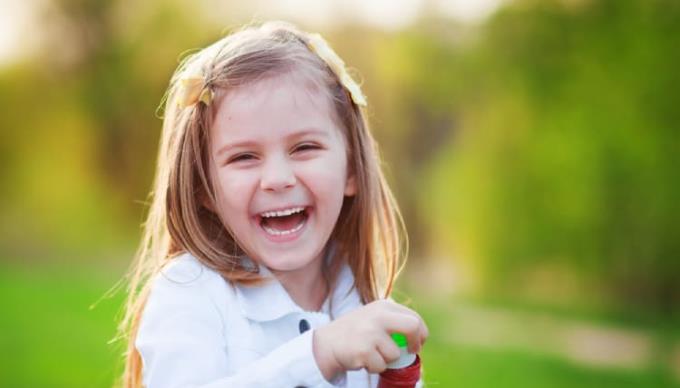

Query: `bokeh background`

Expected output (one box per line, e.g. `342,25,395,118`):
1,0,679,386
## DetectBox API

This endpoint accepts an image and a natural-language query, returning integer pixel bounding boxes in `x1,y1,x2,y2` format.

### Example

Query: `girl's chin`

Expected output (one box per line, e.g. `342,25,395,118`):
259,255,318,274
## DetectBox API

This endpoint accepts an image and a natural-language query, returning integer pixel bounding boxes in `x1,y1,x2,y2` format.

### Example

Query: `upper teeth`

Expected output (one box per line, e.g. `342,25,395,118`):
260,206,305,218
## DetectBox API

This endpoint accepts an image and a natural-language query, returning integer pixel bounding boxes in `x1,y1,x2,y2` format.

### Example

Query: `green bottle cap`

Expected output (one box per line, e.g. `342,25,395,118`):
391,332,408,348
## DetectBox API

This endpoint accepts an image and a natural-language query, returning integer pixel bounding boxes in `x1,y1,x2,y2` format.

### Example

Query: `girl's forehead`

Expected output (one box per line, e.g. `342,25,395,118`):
211,74,339,142
217,72,327,111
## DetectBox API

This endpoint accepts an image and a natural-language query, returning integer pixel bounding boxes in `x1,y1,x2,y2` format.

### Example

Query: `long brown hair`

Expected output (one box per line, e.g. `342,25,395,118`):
115,20,407,388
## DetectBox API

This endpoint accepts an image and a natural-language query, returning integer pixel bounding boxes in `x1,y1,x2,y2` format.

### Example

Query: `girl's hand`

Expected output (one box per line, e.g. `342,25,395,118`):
312,299,429,380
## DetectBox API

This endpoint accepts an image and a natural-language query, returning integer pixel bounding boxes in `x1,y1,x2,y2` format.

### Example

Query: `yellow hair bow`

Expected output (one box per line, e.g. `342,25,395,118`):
177,76,214,108
305,33,367,107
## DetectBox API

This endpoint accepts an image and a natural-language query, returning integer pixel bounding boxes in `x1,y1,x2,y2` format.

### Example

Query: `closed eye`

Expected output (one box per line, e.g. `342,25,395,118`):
229,153,257,163
293,143,321,153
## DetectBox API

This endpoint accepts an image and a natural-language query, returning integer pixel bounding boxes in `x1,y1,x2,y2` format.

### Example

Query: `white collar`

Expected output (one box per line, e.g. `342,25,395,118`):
233,256,357,322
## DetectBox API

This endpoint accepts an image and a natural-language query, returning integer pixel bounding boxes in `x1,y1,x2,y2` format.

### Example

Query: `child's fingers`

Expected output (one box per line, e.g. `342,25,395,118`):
396,307,428,350
379,312,423,353
364,346,388,374
380,300,429,341
407,320,428,353
375,333,402,363
418,318,429,346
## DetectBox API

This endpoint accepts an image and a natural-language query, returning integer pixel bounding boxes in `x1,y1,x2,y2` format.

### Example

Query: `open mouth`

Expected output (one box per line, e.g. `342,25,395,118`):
257,206,311,237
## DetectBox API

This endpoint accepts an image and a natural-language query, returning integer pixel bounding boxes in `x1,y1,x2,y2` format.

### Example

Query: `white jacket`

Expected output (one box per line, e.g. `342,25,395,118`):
136,252,386,387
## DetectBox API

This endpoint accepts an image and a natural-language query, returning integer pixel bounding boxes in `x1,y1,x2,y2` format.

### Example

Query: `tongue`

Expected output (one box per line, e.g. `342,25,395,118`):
262,212,305,231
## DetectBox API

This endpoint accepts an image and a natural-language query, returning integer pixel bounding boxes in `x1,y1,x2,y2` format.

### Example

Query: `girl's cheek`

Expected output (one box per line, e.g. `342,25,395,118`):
299,154,344,173
306,158,349,181
219,170,258,191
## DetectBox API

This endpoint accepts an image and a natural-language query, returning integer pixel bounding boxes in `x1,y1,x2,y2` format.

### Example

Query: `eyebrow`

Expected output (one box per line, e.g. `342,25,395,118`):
216,127,330,157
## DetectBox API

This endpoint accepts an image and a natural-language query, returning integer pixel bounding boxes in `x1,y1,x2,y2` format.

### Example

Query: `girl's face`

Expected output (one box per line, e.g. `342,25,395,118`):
209,73,356,276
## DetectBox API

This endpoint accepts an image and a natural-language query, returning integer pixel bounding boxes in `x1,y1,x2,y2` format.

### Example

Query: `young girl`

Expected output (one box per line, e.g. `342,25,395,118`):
118,21,428,388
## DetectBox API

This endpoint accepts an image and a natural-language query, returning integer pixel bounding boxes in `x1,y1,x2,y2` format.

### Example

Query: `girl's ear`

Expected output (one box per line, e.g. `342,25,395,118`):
344,173,357,197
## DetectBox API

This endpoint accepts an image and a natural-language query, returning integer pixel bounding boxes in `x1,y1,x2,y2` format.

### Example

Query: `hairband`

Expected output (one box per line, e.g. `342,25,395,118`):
304,33,367,107
176,32,367,108
177,75,214,108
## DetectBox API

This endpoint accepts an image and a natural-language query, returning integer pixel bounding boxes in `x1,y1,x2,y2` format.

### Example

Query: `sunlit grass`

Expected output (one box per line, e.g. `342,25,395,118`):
1,263,126,387
415,301,680,387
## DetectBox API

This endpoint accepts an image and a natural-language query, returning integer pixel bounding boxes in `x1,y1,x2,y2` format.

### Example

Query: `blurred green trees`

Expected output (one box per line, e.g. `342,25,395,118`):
409,0,680,313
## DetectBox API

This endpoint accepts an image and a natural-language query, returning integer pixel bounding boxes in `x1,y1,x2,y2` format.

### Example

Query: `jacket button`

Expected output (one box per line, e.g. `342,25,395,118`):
298,318,310,334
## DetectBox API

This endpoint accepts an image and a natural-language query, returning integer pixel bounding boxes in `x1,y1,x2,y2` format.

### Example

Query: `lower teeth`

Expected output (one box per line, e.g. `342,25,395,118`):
262,219,305,236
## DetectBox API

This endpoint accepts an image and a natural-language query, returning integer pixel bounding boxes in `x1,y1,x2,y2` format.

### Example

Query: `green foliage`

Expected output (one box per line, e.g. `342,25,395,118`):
402,0,680,311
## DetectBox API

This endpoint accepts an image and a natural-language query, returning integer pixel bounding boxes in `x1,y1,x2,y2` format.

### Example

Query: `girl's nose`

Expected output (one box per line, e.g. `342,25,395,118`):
260,157,296,192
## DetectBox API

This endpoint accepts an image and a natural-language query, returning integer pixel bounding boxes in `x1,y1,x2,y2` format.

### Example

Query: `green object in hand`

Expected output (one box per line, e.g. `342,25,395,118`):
391,333,408,348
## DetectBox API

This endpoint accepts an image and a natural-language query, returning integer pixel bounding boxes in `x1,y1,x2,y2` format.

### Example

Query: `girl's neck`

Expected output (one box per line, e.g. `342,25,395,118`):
270,258,329,312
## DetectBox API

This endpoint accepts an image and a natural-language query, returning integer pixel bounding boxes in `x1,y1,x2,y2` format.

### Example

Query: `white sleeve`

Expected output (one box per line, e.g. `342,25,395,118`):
136,273,342,388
